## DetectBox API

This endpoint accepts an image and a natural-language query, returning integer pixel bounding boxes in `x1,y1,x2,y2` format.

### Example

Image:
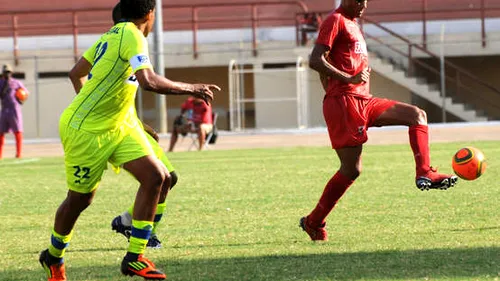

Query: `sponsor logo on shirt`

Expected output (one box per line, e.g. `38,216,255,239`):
137,55,150,64
130,54,151,71
354,41,367,55
126,75,139,86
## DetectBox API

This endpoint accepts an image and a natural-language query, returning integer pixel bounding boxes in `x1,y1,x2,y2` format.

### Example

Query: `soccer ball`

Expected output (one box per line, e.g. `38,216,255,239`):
452,147,486,180
15,88,29,103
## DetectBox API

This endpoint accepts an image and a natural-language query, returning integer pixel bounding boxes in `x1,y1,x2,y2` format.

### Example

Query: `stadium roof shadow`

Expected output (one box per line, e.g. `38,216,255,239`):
4,246,498,280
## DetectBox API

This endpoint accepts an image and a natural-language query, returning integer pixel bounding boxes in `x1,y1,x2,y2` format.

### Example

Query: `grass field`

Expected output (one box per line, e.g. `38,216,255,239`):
0,141,499,281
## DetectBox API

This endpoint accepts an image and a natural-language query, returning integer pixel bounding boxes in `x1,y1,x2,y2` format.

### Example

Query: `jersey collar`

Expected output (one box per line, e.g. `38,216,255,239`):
336,6,355,21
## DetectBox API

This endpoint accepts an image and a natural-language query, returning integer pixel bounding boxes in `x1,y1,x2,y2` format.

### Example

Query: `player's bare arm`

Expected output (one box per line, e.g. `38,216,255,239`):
69,57,92,94
135,68,221,104
309,43,370,85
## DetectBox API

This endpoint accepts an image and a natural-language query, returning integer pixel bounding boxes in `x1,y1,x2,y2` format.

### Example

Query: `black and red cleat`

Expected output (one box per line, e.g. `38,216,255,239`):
299,216,328,241
416,167,458,191
121,254,166,280
39,249,67,281
111,215,132,240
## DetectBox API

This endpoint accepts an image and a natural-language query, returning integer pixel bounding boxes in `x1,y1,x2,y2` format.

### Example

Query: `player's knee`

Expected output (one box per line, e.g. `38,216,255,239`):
149,166,167,189
159,173,171,202
170,171,178,189
162,172,172,190
417,107,427,125
66,191,93,212
340,166,361,180
412,106,427,125
350,167,362,180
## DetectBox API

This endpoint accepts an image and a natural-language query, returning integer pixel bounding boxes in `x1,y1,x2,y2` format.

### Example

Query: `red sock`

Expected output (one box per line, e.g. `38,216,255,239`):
0,134,4,158
308,171,354,227
14,132,22,158
409,125,430,176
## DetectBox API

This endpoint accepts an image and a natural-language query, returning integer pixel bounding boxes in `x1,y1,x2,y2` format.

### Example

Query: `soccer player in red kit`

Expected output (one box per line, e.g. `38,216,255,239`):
300,0,458,241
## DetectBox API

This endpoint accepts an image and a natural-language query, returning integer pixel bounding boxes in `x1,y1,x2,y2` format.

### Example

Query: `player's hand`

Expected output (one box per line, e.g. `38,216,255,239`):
348,67,370,84
191,84,221,105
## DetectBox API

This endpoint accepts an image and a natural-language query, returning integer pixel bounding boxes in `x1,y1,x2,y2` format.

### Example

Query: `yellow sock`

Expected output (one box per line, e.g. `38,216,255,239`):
128,220,153,255
48,229,73,258
153,202,167,235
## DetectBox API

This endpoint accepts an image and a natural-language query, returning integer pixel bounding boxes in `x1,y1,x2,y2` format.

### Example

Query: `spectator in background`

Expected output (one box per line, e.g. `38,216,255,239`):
300,12,322,46
168,97,213,152
0,64,28,159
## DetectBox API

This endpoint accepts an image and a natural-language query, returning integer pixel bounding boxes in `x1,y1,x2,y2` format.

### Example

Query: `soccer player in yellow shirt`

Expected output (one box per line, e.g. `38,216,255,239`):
109,1,177,250
39,0,220,280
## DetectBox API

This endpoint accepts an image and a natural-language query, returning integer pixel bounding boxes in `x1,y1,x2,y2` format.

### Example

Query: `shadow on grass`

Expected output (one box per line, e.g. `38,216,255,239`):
5,247,499,281
448,226,500,232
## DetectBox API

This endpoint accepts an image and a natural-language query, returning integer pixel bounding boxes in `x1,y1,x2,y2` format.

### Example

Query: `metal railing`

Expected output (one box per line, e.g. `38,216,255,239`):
303,1,500,49
361,17,500,120
0,1,308,65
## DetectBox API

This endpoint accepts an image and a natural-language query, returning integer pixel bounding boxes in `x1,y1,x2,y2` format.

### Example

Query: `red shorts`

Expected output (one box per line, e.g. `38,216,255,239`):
323,95,397,149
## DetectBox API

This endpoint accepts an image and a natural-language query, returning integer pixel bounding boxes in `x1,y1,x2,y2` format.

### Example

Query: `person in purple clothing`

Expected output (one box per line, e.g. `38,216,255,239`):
0,64,28,159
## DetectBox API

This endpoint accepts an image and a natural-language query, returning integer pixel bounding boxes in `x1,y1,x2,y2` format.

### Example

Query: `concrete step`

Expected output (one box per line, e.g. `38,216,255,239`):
369,53,485,122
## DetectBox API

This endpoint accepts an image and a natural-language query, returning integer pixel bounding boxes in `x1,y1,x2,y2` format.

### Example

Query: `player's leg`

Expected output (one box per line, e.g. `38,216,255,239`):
120,155,166,279
148,155,178,243
12,111,22,158
200,124,213,149
111,127,166,279
301,95,363,241
40,189,97,281
147,163,172,248
196,124,207,150
301,145,361,241
168,126,179,152
370,100,457,190
0,133,4,159
112,170,177,242
112,171,174,248
0,112,7,158
14,131,22,158
149,148,177,247
112,133,178,248
40,125,109,281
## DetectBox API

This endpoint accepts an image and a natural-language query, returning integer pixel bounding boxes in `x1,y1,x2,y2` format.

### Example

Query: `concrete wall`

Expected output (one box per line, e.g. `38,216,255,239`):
370,72,412,103
2,41,491,138
253,65,301,129
307,69,326,128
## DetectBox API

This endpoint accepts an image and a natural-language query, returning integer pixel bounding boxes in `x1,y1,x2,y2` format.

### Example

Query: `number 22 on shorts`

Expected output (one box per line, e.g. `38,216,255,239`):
73,165,91,184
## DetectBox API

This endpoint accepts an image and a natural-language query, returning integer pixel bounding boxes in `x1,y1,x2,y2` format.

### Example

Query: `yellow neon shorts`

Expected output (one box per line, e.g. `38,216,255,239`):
60,121,154,194
145,132,175,173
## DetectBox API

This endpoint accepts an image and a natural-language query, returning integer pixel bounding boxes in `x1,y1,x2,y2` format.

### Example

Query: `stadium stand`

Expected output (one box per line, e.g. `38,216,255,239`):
1,0,500,138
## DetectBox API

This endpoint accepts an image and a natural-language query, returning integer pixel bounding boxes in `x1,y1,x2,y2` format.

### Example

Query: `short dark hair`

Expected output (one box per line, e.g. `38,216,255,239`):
120,0,156,20
112,3,122,24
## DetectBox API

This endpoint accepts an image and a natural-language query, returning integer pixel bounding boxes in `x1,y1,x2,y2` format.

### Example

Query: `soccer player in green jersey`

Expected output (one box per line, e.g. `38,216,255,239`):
39,0,220,280
109,1,177,250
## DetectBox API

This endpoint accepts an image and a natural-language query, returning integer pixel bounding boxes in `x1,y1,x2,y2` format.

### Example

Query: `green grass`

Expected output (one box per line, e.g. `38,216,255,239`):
0,141,499,281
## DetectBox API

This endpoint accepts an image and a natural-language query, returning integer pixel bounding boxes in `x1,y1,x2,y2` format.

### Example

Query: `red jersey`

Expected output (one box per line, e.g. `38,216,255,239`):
181,98,212,124
315,7,370,98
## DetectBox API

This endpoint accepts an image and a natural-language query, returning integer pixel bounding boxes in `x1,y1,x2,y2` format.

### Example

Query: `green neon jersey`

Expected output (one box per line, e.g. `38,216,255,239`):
61,22,153,133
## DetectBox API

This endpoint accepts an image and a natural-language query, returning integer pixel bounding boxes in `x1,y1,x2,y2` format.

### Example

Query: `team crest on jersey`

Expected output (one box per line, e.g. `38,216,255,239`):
354,41,367,55
358,126,365,135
